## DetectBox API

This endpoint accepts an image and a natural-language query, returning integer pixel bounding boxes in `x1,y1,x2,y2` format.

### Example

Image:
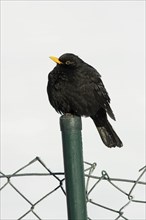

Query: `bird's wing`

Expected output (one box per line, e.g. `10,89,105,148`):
93,77,110,103
92,75,116,120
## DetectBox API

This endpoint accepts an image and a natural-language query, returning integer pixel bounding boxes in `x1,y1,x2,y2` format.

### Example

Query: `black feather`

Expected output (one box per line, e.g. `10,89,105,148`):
47,53,123,148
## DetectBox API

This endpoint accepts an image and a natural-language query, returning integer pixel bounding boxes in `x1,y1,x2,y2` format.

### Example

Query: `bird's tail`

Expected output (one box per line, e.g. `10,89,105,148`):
91,110,123,148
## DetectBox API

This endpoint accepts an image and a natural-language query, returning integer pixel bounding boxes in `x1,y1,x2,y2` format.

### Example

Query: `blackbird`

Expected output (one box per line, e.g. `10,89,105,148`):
47,53,123,148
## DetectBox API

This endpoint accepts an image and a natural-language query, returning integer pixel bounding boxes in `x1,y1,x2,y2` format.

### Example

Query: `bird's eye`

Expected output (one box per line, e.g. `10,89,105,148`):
65,61,71,65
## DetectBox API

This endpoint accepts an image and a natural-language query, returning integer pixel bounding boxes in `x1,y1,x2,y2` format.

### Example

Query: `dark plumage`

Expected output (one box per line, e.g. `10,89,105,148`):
47,53,123,148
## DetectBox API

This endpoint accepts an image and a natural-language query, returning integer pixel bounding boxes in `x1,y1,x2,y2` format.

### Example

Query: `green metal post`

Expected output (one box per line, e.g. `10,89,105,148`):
60,115,87,220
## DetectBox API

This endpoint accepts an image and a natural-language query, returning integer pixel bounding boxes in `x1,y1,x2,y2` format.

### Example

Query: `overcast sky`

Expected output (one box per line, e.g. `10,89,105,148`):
1,1,145,220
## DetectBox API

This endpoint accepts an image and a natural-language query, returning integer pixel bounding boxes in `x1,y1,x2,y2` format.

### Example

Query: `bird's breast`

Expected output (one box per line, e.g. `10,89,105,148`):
47,68,101,116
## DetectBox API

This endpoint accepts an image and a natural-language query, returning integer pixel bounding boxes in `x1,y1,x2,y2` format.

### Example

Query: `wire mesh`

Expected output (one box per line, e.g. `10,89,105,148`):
0,157,146,220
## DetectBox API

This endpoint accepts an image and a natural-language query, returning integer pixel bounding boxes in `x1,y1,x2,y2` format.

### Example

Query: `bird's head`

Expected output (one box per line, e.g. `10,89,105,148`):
49,53,83,68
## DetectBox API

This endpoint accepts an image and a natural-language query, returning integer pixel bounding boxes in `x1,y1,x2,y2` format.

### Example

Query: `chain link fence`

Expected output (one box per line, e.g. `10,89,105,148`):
0,157,146,220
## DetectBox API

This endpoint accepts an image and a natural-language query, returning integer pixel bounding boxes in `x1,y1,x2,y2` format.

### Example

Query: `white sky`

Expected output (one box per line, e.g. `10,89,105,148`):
1,1,145,220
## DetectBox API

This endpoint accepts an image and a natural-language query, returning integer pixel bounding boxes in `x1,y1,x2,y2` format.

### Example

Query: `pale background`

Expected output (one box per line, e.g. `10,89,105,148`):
1,1,145,219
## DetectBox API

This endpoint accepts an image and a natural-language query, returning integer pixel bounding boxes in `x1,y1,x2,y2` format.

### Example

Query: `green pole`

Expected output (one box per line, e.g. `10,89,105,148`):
60,115,87,220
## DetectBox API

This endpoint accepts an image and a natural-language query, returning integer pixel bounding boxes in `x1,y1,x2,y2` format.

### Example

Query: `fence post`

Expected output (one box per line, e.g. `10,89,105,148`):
60,115,88,220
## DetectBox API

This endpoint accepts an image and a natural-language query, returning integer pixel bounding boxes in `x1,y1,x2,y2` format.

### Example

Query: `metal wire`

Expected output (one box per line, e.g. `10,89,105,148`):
0,157,145,220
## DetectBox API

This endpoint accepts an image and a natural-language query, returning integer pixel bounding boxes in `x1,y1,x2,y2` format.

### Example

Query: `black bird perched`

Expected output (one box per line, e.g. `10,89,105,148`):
47,53,123,148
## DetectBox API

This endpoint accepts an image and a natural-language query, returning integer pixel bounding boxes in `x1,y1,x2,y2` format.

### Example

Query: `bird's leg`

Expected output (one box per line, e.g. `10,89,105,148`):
64,113,73,116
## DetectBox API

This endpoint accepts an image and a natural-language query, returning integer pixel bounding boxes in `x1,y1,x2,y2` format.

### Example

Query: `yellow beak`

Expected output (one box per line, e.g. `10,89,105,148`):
49,56,62,64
